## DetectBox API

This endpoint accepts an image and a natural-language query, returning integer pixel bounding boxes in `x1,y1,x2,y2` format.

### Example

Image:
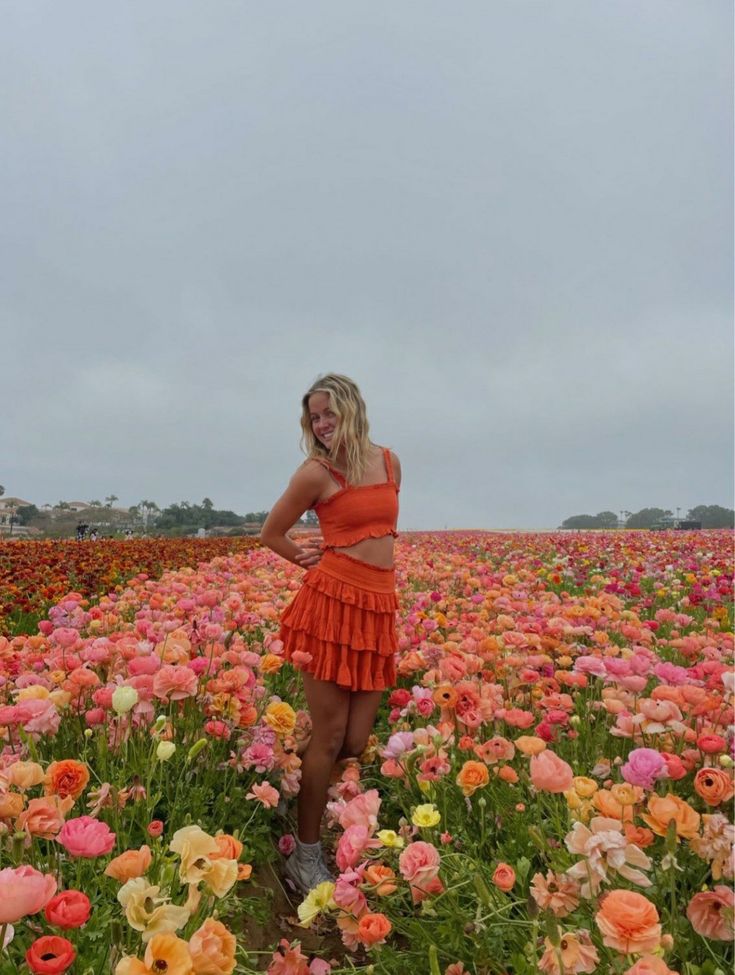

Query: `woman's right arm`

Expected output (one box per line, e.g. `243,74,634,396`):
259,462,325,567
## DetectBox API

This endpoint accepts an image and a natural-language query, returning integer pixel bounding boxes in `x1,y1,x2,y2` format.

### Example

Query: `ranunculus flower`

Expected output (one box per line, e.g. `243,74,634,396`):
117,878,190,942
538,930,599,974
105,845,153,883
356,912,392,946
111,685,139,715
245,781,279,808
492,863,516,892
455,760,489,797
595,890,662,955
621,748,667,790
693,768,735,806
58,815,116,858
16,795,74,840
641,794,700,840
170,825,219,884
25,935,76,974
188,917,237,974
156,741,176,762
514,735,547,756
6,760,45,790
686,885,735,941
0,866,57,923
624,957,680,975
44,760,90,800
153,665,198,702
364,863,397,896
263,701,296,737
44,890,91,929
117,932,193,975
530,750,574,793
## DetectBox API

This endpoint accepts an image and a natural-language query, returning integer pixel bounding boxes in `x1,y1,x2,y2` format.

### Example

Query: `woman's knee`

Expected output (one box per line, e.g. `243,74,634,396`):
339,733,368,760
309,720,347,760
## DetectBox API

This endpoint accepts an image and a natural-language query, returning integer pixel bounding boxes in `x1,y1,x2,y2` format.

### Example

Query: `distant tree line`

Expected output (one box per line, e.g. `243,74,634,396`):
561,505,734,530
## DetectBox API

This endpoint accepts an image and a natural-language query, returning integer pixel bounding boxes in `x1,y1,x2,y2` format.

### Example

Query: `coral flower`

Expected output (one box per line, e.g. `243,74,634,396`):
246,782,280,809
44,890,91,929
0,865,57,923
364,863,397,896
455,760,489,797
491,863,516,892
152,665,198,702
16,795,74,840
595,890,661,954
44,760,90,800
530,871,581,917
624,958,680,975
686,886,735,941
356,912,392,946
693,767,735,806
530,750,574,793
188,917,237,975
25,935,76,974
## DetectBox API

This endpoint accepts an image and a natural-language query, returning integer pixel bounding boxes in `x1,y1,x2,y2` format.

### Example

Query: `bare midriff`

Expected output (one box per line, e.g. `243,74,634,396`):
332,535,395,569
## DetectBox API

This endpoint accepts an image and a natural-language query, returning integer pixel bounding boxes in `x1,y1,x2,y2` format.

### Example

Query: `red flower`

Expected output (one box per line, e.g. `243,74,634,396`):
44,890,91,929
25,935,76,974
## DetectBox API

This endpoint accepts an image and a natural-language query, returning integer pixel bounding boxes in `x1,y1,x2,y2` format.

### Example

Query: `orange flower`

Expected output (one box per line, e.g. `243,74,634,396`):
693,768,735,807
455,761,489,797
514,736,547,757
432,685,458,709
188,918,236,975
16,795,73,839
259,653,283,674
104,845,152,883
356,912,392,946
497,765,519,784
624,957,680,975
6,761,45,790
211,835,243,861
623,824,655,849
593,789,632,822
44,760,90,801
595,890,661,955
364,863,397,896
642,794,700,840
0,792,24,819
116,933,193,975
263,702,296,737
237,864,252,881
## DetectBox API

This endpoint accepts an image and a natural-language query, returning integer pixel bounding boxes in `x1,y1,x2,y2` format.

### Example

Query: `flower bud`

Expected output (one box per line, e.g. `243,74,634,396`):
718,754,734,768
187,738,208,762
156,741,176,762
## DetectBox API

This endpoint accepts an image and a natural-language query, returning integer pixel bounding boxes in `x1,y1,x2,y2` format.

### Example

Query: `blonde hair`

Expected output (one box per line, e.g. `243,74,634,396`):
300,374,373,484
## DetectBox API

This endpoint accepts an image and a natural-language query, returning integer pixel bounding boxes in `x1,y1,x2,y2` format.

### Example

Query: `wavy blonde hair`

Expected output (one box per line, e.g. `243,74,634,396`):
300,373,374,484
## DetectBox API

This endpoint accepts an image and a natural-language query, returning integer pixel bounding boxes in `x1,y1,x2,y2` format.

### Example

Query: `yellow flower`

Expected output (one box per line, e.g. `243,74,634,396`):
156,741,176,762
117,878,190,942
169,825,219,884
572,776,598,799
260,654,284,674
297,881,336,927
377,829,405,849
16,685,50,701
411,804,441,828
204,858,238,898
263,701,296,736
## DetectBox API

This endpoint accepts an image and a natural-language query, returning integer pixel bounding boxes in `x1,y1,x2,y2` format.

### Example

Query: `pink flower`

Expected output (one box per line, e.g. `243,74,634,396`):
0,866,57,923
57,816,116,858
530,750,574,793
246,782,280,808
17,699,61,736
398,841,441,890
686,886,735,941
152,664,198,701
336,825,380,872
333,877,367,915
621,749,667,790
278,834,295,856
338,790,381,833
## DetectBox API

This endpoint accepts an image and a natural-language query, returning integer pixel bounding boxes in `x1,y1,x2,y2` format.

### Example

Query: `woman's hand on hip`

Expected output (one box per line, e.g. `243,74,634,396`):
294,537,324,568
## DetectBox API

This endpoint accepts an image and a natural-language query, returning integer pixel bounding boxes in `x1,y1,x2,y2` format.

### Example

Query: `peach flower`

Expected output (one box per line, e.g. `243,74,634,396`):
686,886,734,941
492,863,516,892
152,665,198,702
624,957,680,975
0,866,57,923
530,750,574,793
0,792,24,819
530,871,580,917
16,795,74,839
538,930,599,974
6,761,45,790
363,864,397,896
514,735,547,757
641,794,700,840
105,846,153,883
356,912,391,946
595,890,661,955
188,917,236,975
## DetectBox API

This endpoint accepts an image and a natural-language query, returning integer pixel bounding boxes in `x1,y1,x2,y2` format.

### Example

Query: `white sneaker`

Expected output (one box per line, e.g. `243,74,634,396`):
283,839,334,896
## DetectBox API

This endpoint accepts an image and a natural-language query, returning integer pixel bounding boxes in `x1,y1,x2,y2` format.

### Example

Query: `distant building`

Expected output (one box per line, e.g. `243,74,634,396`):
0,497,33,526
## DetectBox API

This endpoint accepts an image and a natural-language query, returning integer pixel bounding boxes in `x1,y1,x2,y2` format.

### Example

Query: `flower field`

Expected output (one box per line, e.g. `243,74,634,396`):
0,530,732,974
0,538,259,636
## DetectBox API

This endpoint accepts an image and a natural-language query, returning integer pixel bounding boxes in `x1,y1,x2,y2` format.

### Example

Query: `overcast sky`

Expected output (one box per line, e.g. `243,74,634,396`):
2,1,732,530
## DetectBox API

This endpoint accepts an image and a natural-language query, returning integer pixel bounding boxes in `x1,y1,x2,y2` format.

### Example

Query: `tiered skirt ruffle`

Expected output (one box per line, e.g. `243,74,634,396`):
279,550,398,691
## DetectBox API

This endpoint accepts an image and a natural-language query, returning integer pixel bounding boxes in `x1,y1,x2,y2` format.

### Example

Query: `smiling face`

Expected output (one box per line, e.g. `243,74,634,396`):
308,391,338,449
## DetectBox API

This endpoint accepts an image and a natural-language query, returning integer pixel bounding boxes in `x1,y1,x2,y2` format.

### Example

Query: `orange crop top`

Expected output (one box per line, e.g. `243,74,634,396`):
312,447,399,549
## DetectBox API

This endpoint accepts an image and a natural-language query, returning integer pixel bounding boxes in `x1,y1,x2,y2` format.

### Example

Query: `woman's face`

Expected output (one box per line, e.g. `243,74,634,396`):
308,392,337,448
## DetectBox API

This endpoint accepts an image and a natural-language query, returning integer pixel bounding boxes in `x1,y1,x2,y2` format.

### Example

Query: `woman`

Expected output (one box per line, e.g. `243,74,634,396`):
260,373,401,895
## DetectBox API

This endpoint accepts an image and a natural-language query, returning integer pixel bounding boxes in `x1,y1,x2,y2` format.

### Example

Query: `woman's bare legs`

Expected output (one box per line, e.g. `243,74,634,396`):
298,674,350,842
338,689,383,761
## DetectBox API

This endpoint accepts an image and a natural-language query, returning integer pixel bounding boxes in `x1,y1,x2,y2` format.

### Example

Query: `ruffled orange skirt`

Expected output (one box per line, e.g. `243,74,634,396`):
279,550,397,692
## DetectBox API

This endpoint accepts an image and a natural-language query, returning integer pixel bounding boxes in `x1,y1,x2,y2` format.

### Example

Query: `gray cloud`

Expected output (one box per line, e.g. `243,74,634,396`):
2,1,732,528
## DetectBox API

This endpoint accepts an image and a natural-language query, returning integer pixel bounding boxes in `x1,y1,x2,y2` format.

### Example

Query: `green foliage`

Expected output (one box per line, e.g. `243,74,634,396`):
686,504,734,528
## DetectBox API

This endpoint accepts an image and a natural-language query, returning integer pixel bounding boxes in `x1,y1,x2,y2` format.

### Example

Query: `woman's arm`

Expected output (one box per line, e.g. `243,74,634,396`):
260,462,326,567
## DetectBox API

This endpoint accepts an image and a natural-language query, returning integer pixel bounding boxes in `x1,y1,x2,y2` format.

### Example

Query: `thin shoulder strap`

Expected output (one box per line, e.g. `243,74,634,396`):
314,457,348,489
382,447,395,483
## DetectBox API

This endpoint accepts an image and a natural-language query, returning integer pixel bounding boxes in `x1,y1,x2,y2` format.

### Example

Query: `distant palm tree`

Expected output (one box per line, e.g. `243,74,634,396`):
0,486,4,497
105,495,119,508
